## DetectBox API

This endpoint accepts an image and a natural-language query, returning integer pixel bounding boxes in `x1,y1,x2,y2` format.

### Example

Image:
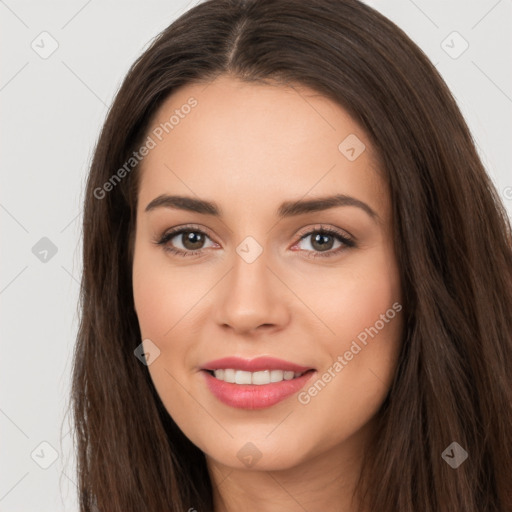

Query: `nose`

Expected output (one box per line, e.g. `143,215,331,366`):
214,250,290,336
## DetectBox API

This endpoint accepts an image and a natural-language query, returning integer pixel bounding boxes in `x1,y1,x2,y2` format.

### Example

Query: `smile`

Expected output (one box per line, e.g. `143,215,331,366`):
200,356,316,409
208,369,307,384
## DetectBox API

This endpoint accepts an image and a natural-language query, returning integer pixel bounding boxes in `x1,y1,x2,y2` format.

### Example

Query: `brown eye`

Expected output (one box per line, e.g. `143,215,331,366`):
156,227,215,257
178,230,207,250
309,232,336,252
294,227,355,259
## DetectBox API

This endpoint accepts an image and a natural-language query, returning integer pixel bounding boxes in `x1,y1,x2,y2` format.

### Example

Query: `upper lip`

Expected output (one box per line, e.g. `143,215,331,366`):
201,356,314,373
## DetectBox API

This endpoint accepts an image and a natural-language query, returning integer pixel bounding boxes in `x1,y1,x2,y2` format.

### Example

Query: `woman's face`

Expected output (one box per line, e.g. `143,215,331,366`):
132,75,403,474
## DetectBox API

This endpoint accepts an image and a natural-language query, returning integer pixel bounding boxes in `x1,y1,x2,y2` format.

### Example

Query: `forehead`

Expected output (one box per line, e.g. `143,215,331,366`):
137,75,388,221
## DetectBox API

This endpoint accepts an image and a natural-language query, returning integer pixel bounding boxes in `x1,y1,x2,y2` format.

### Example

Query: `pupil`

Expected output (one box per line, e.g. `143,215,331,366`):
313,233,333,251
184,231,203,249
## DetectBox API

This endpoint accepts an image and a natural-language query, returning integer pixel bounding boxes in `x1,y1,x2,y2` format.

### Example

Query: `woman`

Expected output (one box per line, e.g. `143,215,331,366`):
70,0,512,510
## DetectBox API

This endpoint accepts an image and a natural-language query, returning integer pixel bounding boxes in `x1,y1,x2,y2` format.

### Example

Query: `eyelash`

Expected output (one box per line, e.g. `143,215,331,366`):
153,224,356,259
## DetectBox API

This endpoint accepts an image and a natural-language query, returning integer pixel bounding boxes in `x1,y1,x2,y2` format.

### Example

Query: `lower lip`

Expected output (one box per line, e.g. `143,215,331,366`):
202,370,316,409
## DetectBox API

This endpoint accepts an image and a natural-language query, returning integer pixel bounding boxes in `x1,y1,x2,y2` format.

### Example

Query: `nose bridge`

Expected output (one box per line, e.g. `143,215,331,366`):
230,235,273,307
215,233,288,332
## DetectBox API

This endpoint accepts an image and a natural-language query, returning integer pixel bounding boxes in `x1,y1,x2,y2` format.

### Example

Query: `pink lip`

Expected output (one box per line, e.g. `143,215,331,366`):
201,356,313,373
200,356,316,410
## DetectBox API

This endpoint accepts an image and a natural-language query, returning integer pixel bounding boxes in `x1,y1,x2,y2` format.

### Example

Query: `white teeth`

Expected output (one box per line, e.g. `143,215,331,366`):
223,369,236,383
235,370,252,385
270,370,284,383
252,370,271,385
212,369,304,384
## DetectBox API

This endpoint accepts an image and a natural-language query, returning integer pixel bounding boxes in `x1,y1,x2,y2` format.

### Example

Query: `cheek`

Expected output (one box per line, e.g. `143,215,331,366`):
334,274,400,345
132,246,205,434
314,246,402,349
132,244,209,391
133,272,176,338
301,246,403,422
132,245,198,338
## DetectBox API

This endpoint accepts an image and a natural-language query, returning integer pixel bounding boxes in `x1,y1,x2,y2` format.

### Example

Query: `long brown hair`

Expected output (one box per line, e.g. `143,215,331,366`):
69,0,512,510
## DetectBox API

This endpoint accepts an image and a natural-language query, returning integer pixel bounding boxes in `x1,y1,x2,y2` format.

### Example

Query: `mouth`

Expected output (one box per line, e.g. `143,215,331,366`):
200,356,316,409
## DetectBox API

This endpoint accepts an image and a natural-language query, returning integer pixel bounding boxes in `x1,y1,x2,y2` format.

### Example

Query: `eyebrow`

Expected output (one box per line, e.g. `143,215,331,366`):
145,193,379,222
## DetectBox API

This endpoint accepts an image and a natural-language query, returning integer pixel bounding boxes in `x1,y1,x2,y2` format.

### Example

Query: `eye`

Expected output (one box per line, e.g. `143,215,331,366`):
292,225,355,259
154,225,216,257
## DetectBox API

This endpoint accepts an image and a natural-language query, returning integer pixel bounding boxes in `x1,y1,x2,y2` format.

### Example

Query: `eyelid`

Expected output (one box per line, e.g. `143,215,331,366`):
294,223,355,242
156,223,215,242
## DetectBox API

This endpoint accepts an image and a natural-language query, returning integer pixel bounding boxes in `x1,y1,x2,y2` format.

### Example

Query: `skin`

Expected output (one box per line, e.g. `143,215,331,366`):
132,74,403,512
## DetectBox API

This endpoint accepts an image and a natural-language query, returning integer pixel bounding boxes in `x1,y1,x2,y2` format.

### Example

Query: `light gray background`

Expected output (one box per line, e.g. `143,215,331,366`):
1,0,511,510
